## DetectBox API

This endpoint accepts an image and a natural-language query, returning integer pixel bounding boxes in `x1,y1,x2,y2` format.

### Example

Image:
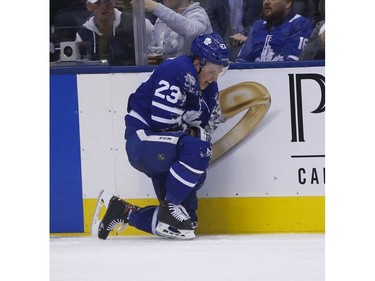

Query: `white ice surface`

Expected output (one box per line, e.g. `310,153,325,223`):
50,234,324,281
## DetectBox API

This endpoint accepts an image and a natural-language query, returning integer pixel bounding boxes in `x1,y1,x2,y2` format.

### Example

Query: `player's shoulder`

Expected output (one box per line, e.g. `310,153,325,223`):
157,56,196,77
163,55,193,67
156,55,199,94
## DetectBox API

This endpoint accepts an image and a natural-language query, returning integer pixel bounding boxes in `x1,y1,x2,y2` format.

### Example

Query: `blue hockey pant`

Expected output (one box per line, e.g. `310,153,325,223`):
125,129,212,235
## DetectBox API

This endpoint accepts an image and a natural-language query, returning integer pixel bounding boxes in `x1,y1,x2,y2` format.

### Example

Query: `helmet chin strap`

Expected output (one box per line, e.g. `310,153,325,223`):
192,55,206,74
198,58,206,74
192,56,206,74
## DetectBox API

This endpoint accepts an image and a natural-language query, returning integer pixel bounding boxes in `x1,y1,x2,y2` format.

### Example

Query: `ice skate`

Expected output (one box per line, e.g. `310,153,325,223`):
97,195,139,240
91,190,113,237
156,200,197,240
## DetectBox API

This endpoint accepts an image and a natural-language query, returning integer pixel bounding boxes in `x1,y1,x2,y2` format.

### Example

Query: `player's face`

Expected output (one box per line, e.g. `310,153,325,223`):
262,0,291,21
198,62,223,90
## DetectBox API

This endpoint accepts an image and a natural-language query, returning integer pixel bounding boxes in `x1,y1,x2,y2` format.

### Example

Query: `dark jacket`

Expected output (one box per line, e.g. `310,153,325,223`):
76,8,135,65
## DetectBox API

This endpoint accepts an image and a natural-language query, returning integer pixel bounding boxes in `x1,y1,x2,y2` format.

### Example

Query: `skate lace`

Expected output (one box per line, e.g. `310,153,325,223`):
168,204,191,222
106,219,125,231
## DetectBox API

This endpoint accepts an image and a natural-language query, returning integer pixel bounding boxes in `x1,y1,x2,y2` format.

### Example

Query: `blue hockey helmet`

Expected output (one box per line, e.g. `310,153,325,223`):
190,33,230,68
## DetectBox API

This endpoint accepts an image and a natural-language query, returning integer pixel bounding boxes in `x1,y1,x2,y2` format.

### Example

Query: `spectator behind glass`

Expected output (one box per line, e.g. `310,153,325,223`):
292,0,321,25
75,0,152,65
206,0,263,61
299,0,325,60
235,0,313,62
138,0,212,64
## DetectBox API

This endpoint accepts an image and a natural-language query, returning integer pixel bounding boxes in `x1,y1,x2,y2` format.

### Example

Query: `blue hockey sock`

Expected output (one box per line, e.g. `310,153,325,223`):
128,206,158,235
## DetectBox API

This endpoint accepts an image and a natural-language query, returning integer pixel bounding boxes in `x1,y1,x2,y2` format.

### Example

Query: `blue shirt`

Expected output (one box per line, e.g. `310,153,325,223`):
236,12,313,62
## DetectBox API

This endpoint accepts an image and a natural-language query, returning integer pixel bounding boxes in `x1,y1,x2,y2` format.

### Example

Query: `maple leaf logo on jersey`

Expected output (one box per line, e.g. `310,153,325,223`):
182,110,202,127
256,35,284,62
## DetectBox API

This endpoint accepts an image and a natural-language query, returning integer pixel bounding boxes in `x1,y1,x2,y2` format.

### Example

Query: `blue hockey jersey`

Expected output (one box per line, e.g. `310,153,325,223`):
236,12,313,62
125,55,219,138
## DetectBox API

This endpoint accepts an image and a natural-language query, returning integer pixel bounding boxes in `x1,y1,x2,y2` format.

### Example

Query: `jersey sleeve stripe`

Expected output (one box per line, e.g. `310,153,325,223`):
152,101,184,115
151,115,182,125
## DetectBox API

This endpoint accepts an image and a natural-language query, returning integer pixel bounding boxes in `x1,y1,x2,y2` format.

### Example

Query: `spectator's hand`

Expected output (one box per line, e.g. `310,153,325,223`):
147,53,164,65
229,33,247,47
131,0,159,13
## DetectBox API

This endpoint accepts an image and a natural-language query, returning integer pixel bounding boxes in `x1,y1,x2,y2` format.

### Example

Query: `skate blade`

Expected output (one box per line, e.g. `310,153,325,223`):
90,190,112,237
155,222,195,240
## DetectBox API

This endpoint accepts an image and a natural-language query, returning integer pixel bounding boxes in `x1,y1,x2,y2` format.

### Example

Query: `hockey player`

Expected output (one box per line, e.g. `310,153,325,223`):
97,33,229,240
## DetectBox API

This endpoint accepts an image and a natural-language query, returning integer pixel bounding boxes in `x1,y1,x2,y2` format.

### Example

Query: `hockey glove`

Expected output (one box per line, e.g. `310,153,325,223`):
190,126,210,142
